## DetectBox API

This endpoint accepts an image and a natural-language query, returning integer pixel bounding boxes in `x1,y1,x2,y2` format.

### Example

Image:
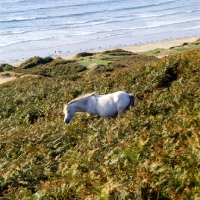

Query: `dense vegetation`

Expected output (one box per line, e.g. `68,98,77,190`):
0,46,200,199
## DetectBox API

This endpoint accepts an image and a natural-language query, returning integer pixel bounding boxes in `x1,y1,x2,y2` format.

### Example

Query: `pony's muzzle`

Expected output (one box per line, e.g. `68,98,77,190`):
64,119,70,123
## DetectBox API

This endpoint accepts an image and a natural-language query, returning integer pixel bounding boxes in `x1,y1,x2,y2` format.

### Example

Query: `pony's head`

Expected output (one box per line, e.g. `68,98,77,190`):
63,103,75,123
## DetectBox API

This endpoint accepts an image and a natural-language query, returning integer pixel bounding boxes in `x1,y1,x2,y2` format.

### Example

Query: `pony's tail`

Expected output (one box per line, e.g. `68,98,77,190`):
129,94,134,108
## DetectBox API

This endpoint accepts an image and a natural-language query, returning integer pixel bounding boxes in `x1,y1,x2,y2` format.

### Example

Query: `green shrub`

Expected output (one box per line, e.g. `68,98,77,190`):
18,56,51,69
0,64,14,72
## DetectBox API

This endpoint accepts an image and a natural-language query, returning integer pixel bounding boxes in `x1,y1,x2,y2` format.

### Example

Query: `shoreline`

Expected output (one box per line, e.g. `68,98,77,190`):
3,31,200,65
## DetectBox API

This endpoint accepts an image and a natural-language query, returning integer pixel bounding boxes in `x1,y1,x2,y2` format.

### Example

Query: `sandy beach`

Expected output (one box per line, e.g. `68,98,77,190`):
1,36,199,85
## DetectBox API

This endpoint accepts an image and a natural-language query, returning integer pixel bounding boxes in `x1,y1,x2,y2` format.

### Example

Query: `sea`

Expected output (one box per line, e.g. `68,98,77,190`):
1,0,200,63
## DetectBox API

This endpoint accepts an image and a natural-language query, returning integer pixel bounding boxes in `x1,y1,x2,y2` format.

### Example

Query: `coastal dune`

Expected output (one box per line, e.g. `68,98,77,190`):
0,36,199,85
61,37,200,59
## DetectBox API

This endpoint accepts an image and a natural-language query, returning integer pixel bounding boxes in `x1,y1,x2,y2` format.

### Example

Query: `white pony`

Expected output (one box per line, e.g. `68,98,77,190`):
63,91,134,123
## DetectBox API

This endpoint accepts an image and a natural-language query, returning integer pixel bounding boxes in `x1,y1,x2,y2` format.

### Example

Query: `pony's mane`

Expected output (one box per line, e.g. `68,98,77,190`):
69,92,96,104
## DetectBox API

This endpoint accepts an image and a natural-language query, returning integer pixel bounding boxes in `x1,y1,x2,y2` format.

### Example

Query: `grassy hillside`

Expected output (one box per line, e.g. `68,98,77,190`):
0,48,200,199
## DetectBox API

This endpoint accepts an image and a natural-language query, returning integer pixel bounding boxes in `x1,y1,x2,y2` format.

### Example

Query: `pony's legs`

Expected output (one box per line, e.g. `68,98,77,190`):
118,109,126,115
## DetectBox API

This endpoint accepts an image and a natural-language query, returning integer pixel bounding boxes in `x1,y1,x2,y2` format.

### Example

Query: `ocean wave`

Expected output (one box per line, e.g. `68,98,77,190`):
0,36,57,49
150,4,199,14
55,11,200,30
72,18,200,36
0,9,108,23
0,0,184,23
0,0,115,15
1,0,199,27
58,18,200,39
131,19,200,32
4,14,196,35
111,0,175,12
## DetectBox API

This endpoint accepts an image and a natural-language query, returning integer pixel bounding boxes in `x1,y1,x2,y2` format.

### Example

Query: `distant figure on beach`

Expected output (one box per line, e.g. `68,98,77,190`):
63,91,134,123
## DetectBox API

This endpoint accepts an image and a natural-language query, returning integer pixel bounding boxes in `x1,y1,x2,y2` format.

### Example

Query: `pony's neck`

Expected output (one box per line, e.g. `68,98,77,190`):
71,98,88,112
